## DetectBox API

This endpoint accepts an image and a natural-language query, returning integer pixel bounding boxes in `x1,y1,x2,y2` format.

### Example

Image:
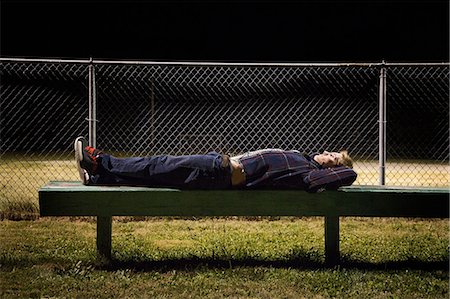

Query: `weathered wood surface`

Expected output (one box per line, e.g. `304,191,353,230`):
39,181,449,218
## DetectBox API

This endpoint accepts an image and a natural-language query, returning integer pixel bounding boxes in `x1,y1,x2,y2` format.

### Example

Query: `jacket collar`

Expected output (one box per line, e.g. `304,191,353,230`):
304,153,322,169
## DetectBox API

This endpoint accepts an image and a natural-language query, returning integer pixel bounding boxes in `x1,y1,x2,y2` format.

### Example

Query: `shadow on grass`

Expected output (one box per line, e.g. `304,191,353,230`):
102,254,449,272
0,201,39,221
1,253,448,273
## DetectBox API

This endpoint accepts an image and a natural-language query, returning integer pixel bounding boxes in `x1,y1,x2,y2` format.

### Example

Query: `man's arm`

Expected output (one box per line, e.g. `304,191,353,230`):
303,166,357,192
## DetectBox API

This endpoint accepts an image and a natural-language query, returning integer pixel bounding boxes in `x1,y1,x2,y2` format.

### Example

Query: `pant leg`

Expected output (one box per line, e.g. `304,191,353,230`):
90,152,231,189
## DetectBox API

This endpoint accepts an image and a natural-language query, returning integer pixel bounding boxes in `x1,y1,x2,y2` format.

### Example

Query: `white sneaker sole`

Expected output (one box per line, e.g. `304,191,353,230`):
74,137,89,185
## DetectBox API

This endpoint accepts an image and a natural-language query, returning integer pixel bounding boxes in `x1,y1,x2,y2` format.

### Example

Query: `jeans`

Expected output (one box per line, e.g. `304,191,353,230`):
90,152,232,189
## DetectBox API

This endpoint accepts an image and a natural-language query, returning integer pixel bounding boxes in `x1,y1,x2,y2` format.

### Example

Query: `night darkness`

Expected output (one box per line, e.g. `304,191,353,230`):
1,0,449,62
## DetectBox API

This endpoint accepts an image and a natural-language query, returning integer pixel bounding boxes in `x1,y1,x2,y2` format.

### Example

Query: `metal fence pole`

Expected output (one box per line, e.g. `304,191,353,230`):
88,58,97,148
378,64,387,185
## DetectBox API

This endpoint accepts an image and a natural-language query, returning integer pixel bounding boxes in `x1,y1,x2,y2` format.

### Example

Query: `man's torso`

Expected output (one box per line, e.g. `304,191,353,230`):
230,149,320,189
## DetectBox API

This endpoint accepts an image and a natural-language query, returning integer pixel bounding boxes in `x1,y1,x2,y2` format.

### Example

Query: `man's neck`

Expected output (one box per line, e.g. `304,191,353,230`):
313,154,322,165
308,154,322,168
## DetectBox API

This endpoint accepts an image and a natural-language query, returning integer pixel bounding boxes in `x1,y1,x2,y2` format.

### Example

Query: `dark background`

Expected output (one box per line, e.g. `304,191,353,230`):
1,0,449,62
1,1,448,160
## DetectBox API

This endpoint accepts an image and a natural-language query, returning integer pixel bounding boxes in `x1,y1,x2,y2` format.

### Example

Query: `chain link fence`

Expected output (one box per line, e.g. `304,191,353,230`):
1,58,449,218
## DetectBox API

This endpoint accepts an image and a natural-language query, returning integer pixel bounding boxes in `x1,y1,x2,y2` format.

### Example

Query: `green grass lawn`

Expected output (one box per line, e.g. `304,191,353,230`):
1,217,448,298
1,156,449,297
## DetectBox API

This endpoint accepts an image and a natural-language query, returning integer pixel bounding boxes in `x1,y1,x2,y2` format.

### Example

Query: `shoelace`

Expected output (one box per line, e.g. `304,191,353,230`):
85,146,103,173
85,146,103,157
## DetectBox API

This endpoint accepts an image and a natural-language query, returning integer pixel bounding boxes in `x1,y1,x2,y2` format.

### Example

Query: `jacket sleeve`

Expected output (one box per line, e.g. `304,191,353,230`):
303,166,357,192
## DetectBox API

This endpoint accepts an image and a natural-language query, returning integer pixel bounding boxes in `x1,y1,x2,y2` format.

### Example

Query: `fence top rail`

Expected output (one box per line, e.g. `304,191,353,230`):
0,57,91,64
0,57,449,67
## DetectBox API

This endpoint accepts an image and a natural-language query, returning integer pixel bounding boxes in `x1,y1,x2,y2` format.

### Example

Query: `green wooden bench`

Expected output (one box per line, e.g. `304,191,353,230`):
39,181,449,265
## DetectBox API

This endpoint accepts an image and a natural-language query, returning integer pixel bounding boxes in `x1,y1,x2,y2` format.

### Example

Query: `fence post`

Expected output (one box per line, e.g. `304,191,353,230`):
378,62,387,185
88,58,97,148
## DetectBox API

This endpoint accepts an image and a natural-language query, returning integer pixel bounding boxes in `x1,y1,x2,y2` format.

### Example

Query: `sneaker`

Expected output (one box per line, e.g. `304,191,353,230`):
74,136,103,185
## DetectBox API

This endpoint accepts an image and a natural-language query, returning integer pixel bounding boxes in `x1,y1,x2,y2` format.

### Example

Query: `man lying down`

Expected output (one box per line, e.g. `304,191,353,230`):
74,136,357,192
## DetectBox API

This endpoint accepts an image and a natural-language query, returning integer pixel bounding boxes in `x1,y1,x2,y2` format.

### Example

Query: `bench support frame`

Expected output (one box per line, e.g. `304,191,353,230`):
38,182,450,266
95,214,342,265
325,215,340,265
97,216,112,259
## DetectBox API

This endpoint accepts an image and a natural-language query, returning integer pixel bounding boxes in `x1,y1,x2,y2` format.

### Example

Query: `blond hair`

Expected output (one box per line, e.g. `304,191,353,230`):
339,150,353,168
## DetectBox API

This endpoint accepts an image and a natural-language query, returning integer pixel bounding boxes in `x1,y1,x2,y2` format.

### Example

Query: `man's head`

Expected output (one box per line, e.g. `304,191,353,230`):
313,150,353,168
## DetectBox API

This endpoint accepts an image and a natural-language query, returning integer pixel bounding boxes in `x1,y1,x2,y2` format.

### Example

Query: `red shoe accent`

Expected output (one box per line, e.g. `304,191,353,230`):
84,146,102,174
85,146,103,157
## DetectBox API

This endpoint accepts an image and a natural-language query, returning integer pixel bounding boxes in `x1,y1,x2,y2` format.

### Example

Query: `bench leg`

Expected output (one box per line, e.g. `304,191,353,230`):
325,215,340,266
97,216,112,260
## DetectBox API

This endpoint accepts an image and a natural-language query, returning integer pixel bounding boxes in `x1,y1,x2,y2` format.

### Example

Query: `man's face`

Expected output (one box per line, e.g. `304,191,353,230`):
315,151,343,167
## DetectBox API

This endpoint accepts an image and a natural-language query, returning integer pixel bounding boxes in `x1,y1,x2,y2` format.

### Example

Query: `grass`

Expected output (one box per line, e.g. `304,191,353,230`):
0,157,78,219
1,217,449,298
1,155,448,297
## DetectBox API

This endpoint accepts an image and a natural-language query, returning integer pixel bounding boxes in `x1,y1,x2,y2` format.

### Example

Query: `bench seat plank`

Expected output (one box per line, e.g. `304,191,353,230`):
39,181,449,218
